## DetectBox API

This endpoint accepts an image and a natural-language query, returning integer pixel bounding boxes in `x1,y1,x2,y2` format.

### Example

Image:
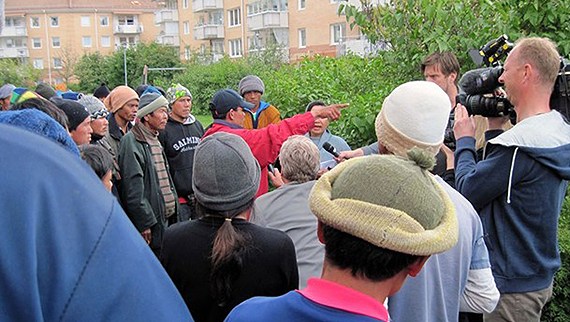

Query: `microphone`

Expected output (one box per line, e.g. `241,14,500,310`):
459,67,503,95
322,142,339,157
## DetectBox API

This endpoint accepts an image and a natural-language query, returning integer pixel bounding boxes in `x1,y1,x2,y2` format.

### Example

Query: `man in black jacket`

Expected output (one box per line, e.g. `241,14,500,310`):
159,84,204,221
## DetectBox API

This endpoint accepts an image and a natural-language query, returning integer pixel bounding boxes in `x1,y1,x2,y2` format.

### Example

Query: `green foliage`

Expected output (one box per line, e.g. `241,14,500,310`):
0,59,42,87
341,0,570,80
74,43,181,92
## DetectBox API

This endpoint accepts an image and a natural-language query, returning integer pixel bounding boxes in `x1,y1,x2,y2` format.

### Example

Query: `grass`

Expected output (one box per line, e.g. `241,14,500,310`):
195,113,212,128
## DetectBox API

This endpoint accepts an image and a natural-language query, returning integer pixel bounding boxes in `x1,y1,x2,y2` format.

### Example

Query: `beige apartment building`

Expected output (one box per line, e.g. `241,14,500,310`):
1,0,379,85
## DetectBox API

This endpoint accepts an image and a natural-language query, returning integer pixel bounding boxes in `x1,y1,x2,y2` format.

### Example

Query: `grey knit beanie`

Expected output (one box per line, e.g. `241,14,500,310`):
78,94,108,119
192,132,261,211
238,75,265,95
136,93,168,119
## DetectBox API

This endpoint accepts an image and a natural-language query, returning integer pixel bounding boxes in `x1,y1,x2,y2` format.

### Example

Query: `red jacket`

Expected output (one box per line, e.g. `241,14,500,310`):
203,112,315,196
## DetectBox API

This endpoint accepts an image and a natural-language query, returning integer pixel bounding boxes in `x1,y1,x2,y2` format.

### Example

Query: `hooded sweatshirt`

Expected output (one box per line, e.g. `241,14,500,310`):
455,110,570,293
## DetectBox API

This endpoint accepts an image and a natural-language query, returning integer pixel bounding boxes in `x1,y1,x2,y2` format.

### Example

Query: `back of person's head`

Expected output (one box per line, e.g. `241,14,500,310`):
93,83,111,100
309,151,458,282
35,83,57,100
209,89,254,120
513,37,560,89
11,97,69,129
192,132,260,305
280,135,320,182
376,81,450,158
79,144,113,180
0,109,79,156
421,51,460,81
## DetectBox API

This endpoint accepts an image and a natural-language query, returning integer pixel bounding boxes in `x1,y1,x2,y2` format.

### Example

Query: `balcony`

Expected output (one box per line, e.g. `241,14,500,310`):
155,9,179,24
192,0,223,12
247,11,288,31
114,24,144,34
157,34,180,47
0,26,27,37
0,47,29,58
194,24,224,40
336,36,388,57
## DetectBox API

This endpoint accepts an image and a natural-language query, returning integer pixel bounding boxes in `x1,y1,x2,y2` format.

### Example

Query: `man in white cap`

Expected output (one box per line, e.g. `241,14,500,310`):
119,92,178,256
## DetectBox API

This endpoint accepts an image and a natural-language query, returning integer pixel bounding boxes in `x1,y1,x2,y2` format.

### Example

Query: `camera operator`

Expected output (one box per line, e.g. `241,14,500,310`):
454,37,570,322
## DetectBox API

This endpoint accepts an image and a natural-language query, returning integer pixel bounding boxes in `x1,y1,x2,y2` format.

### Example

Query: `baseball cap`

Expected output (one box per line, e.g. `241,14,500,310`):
209,89,254,117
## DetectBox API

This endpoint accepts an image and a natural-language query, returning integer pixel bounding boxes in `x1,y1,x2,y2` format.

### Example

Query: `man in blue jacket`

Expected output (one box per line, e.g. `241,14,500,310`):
0,124,192,321
454,37,570,321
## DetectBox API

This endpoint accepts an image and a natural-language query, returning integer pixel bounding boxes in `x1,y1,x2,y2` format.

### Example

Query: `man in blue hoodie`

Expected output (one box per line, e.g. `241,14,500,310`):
454,37,570,322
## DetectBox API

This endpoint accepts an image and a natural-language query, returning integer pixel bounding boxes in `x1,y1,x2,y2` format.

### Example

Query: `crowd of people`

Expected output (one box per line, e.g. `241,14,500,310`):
1,36,568,322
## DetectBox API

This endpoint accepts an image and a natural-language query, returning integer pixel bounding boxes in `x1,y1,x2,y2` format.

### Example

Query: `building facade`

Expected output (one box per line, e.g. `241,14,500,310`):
1,0,381,85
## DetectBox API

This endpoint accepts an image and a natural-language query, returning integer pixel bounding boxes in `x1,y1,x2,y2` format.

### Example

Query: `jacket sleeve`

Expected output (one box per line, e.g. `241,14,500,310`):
454,136,519,211
242,112,314,168
118,137,158,232
459,215,499,313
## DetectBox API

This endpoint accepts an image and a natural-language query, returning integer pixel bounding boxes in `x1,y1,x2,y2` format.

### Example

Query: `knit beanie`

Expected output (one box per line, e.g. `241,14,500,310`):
0,84,15,99
10,88,39,104
238,75,265,95
93,83,111,99
51,97,90,131
166,83,192,105
0,109,80,156
78,94,108,119
136,93,169,119
375,81,450,157
309,150,458,256
192,132,261,212
35,83,57,100
104,85,139,114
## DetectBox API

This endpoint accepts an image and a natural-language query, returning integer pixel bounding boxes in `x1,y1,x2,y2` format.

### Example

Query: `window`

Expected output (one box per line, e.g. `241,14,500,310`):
183,21,190,35
101,36,111,47
118,16,135,26
184,47,190,60
299,0,306,10
30,17,40,28
52,37,61,48
182,0,188,9
33,59,44,69
81,16,91,27
50,16,59,27
212,40,224,54
298,28,306,48
100,16,109,26
229,39,242,57
228,8,241,27
119,36,136,46
53,58,63,69
82,36,92,47
32,38,42,49
330,23,345,44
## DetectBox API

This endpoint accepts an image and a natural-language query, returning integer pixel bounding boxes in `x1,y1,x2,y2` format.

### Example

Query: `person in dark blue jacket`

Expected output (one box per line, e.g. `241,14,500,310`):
454,37,570,322
0,123,193,321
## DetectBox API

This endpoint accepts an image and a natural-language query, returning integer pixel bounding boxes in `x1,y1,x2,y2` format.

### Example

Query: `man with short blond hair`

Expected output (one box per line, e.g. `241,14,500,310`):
454,37,570,321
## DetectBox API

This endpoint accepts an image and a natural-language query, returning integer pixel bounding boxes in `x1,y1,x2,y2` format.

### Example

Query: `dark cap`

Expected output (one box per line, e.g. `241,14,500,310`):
209,89,255,118
50,97,90,131
93,83,110,99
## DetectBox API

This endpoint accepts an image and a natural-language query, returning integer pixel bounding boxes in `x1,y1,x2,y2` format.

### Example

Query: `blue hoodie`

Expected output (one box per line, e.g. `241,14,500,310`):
0,124,193,321
455,110,570,293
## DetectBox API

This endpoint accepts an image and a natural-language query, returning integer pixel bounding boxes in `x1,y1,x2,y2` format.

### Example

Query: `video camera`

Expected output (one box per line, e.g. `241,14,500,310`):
457,35,570,121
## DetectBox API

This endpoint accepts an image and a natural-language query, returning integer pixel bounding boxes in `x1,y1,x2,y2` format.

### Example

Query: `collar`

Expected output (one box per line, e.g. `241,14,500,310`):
108,113,132,139
298,278,389,321
213,119,243,129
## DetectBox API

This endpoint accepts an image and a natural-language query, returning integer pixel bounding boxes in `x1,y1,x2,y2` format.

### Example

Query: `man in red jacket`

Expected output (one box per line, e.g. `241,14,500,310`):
204,89,347,196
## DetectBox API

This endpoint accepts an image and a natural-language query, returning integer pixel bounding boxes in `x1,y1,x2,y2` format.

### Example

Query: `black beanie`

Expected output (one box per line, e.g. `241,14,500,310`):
35,82,57,100
51,97,90,131
93,83,111,99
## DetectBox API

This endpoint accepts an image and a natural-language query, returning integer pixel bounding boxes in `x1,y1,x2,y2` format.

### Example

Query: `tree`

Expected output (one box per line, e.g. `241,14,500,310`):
53,46,80,88
0,59,42,87
74,52,111,93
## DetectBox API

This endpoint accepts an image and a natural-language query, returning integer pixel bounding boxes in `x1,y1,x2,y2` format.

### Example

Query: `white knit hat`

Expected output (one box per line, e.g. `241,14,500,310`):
376,81,451,157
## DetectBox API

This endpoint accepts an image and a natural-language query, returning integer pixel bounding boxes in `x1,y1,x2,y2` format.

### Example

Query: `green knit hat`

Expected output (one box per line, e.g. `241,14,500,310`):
309,149,458,256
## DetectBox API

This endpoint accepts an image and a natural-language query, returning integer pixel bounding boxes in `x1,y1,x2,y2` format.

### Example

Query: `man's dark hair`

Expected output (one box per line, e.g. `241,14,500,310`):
11,97,69,129
421,51,461,83
79,144,114,180
322,224,423,282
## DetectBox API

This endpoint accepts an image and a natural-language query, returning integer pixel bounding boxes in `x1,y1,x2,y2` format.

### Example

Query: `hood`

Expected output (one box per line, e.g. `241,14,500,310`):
489,110,570,180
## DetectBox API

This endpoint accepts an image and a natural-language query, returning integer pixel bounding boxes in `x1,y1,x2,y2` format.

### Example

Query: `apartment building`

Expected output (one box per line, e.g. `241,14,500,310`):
2,0,160,85
1,0,381,85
